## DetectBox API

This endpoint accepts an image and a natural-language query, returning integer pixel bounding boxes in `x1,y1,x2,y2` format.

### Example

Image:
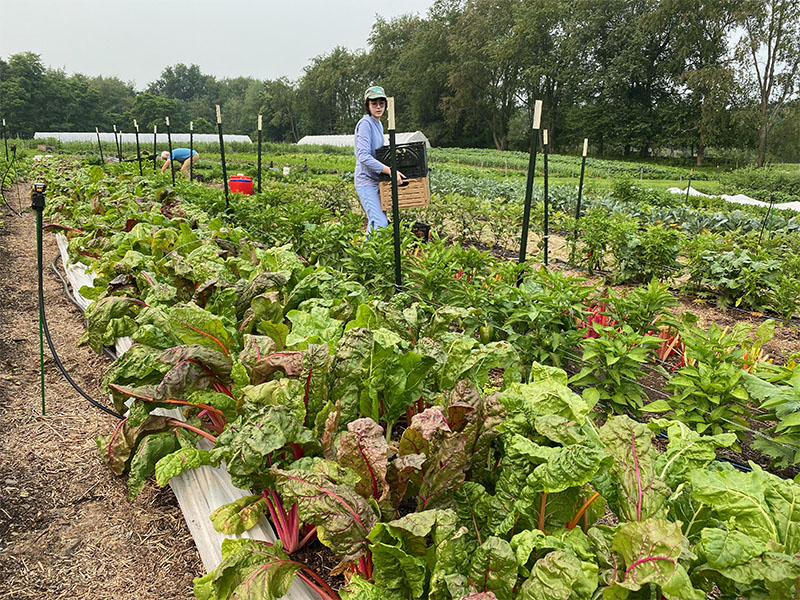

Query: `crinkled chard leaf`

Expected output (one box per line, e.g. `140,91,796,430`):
597,415,670,522
96,415,171,475
210,495,268,535
517,549,598,600
193,539,302,600
336,417,389,501
271,466,378,561
126,431,179,498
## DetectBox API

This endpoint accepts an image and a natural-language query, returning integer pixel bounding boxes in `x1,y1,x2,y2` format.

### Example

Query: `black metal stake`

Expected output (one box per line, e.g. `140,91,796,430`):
387,98,402,294
685,169,693,205
2,119,8,161
518,100,542,279
257,114,263,193
134,120,142,176
32,182,47,415
189,121,194,182
166,117,175,186
758,194,776,246
216,105,230,209
113,125,121,162
543,129,550,267
571,138,588,263
152,125,158,173
95,127,104,163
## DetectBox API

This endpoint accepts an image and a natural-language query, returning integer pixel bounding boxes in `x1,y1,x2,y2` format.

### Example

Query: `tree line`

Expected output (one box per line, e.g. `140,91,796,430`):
1,0,798,166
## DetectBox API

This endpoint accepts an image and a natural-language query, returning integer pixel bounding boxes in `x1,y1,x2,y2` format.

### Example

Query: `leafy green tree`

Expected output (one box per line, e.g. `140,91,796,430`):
127,93,185,131
148,63,216,101
673,0,743,165
736,0,800,167
262,78,300,142
442,0,522,150
296,46,367,135
0,52,47,137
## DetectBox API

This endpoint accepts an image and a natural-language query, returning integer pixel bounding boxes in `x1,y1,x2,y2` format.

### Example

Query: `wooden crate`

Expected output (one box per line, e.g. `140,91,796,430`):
379,176,430,211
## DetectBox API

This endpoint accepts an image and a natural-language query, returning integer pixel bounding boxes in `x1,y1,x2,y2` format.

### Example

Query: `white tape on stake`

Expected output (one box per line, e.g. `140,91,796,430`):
583,138,588,157
134,119,138,131
258,114,262,131
2,119,5,126
387,97,395,130
95,127,99,134
533,100,542,129
165,116,170,126
543,129,549,146
113,124,117,133
190,121,193,131
216,105,222,124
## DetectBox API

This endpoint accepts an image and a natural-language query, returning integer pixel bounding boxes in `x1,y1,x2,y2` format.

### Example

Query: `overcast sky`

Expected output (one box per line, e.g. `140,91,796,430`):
0,0,435,90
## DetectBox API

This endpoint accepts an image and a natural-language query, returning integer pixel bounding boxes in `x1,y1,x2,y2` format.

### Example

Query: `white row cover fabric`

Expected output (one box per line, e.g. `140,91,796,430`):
53,234,316,598
35,132,252,144
667,186,800,212
297,130,431,148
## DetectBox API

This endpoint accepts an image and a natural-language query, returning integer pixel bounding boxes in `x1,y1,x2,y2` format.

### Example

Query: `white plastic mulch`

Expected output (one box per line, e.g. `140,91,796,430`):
54,234,317,598
667,186,800,212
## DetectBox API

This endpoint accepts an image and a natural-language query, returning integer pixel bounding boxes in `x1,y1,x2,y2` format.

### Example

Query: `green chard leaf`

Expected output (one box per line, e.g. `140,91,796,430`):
126,431,179,498
597,415,670,522
192,539,302,600
209,495,269,535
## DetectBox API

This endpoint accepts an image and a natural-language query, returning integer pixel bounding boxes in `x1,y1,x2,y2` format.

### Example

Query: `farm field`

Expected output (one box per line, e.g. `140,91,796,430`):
2,144,800,600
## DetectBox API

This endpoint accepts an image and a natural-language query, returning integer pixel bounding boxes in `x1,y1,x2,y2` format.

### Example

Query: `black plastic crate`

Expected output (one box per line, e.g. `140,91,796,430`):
376,142,428,180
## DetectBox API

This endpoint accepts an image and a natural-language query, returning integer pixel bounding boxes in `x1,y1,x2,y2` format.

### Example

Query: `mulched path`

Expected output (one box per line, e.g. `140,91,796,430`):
0,183,202,600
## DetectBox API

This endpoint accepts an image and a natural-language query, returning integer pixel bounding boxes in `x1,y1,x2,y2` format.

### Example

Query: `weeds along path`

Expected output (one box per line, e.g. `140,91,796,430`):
0,185,202,600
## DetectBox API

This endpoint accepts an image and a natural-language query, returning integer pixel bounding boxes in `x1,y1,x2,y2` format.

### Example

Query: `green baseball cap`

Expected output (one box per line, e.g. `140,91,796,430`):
364,86,387,101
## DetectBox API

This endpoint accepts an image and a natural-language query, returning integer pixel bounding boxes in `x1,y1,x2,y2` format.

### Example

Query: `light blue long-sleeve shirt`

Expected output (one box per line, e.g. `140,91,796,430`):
354,114,385,187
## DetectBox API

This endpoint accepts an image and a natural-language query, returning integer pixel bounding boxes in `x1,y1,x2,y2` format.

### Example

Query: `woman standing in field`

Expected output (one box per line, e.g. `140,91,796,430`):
354,86,404,234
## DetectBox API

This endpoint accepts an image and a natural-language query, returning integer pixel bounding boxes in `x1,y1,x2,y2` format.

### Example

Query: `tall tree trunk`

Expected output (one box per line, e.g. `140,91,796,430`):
696,144,705,167
757,101,769,167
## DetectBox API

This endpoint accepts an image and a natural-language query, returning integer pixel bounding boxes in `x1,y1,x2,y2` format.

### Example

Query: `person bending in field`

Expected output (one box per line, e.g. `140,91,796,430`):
354,85,404,235
161,148,199,178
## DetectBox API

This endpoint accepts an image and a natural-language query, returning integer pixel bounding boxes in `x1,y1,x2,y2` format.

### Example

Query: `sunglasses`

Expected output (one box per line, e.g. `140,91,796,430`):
368,99,386,105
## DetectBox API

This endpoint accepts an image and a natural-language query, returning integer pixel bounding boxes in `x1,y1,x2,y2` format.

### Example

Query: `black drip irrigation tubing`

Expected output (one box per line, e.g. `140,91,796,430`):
51,254,119,363
36,211,123,419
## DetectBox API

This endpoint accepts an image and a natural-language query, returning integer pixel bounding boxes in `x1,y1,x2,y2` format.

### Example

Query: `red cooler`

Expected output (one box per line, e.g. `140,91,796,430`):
229,175,254,195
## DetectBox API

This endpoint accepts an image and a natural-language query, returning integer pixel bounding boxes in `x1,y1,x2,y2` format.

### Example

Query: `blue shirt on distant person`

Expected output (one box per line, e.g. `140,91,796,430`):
170,148,197,163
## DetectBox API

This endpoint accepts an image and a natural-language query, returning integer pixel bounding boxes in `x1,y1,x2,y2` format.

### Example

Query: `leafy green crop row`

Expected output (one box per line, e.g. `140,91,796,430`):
33,157,800,600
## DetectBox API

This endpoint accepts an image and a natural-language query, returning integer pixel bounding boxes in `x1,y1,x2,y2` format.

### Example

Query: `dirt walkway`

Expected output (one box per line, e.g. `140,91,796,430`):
0,185,202,600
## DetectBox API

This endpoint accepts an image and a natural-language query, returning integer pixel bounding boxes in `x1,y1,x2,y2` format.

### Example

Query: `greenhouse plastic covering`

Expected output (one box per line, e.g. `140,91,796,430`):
668,186,800,212
35,132,253,144
54,234,316,599
297,130,431,148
